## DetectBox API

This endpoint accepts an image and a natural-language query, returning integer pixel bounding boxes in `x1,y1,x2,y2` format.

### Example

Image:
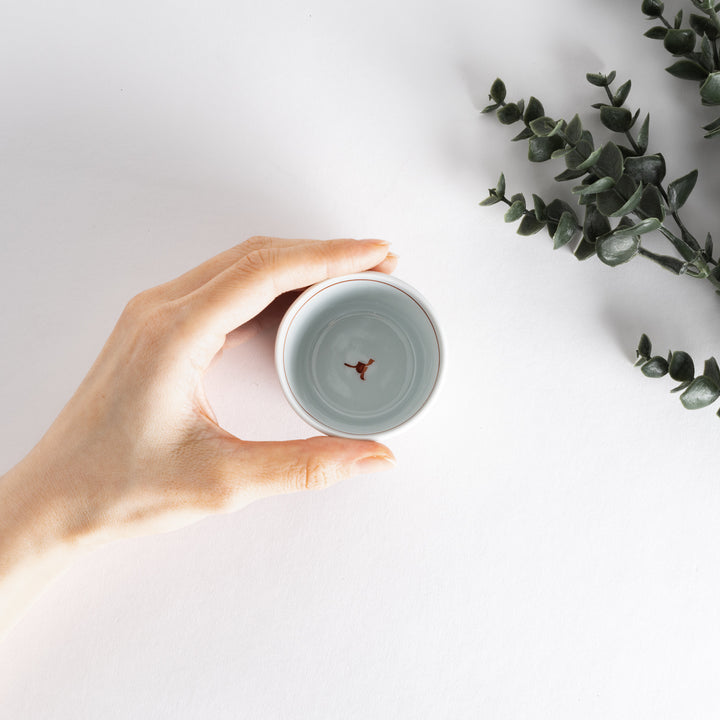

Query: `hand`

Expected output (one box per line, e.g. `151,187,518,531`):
0,237,397,631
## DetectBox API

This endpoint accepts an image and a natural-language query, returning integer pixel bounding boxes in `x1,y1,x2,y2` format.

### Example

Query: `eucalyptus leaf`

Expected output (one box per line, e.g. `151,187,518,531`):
680,376,720,409
690,13,719,40
479,193,501,206
596,175,638,216
573,176,615,195
610,182,645,218
704,117,720,138
624,154,666,185
669,351,695,382
511,127,534,142
517,212,545,236
595,142,624,181
600,105,633,133
532,194,547,221
700,72,720,105
637,113,650,153
496,173,506,198
705,357,720,387
574,236,596,260
700,35,714,72
613,80,632,107
528,135,564,162
586,72,608,86
575,146,604,172
553,211,579,249
565,139,594,170
583,204,612,243
566,114,583,144
554,168,588,182
667,169,699,211
641,0,664,17
642,356,669,377
664,28,695,54
523,96,545,124
665,59,709,80
529,116,563,137
490,78,507,104
610,217,661,238
504,200,525,223
644,26,669,39
636,184,665,221
596,232,640,266
497,103,522,124
545,199,578,237
637,333,652,362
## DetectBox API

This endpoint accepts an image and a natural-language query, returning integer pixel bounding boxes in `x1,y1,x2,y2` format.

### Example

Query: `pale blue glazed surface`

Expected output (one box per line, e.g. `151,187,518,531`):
277,273,442,437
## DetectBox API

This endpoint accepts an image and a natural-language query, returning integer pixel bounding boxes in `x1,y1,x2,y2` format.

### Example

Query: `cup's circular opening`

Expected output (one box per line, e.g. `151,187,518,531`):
275,273,442,439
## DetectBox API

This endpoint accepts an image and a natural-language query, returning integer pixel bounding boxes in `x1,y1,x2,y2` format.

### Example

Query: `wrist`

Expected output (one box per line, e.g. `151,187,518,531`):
0,451,95,573
0,454,95,635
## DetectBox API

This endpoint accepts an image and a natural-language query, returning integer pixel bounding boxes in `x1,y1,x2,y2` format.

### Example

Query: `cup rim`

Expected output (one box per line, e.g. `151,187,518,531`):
274,271,444,439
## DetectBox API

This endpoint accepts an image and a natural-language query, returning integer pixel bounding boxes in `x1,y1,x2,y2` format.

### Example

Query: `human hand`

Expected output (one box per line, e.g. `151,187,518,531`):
1,237,397,564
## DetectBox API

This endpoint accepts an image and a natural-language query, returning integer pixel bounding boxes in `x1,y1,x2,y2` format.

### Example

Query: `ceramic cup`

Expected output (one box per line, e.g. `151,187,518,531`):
275,271,443,439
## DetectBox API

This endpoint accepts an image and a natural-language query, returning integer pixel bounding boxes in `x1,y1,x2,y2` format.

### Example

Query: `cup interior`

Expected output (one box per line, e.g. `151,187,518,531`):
277,273,442,438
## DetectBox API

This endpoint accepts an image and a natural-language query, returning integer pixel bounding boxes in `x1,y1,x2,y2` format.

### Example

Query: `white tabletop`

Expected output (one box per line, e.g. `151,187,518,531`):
2,0,720,717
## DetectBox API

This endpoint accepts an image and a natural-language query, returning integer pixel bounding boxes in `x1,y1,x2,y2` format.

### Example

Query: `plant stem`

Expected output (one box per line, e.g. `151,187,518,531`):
656,186,702,252
600,80,703,255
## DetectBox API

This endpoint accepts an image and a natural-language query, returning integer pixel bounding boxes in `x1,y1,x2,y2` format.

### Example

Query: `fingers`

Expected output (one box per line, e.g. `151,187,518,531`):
185,238,392,361
229,436,396,501
370,251,399,274
217,252,398,355
155,237,308,301
156,237,396,303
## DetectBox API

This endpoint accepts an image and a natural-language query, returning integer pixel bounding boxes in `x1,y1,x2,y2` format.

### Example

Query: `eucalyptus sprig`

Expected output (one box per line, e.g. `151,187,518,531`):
481,73,717,282
636,333,720,413
481,72,720,418
641,0,720,138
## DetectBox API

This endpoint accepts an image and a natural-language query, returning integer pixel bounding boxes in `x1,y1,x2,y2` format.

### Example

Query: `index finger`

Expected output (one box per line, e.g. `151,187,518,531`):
184,238,391,360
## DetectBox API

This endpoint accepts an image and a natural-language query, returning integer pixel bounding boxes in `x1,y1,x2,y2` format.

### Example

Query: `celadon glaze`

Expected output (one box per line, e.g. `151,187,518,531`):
275,272,443,439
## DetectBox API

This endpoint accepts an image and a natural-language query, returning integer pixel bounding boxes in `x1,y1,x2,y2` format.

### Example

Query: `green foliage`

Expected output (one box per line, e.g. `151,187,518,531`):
642,0,720,136
480,66,720,420
636,336,720,411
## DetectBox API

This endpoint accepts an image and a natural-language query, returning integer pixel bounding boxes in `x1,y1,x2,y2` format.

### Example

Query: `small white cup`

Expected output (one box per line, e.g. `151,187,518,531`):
275,272,443,439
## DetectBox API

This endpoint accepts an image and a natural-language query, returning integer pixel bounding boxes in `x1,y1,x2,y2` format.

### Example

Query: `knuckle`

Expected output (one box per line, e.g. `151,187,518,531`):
241,235,272,252
300,459,333,492
119,294,178,348
121,289,155,320
240,247,278,274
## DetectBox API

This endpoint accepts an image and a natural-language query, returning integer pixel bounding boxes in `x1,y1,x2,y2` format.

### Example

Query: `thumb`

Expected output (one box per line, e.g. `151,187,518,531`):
234,436,396,498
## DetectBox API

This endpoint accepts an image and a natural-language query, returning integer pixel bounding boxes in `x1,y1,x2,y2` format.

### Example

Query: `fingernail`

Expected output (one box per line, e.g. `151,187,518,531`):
363,239,391,249
386,251,399,260
353,453,397,475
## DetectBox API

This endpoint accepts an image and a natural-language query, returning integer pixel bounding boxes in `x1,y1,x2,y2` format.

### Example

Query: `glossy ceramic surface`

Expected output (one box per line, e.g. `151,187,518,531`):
275,272,443,438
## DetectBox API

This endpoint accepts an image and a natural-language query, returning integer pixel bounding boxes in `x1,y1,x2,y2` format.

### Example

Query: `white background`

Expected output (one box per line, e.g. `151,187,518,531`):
2,0,720,717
